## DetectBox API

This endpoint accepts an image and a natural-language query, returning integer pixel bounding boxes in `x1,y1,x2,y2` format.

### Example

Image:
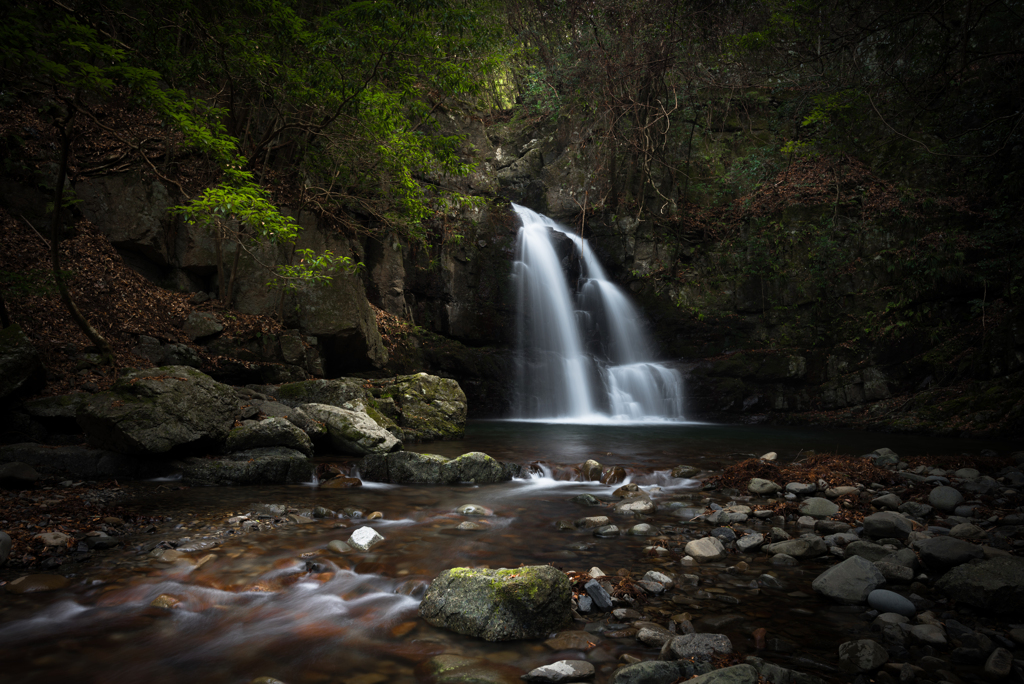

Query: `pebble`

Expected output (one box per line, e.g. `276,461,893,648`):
348,527,384,551
456,504,492,516
521,660,595,682
867,589,916,617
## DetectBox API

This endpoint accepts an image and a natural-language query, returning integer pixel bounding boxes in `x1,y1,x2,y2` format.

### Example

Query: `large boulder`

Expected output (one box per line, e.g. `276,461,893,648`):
301,403,402,455
77,366,238,456
0,324,44,401
361,451,520,484
934,556,1024,615
273,378,369,408
379,373,468,441
176,447,314,486
225,417,313,456
914,536,985,570
419,565,572,641
811,555,886,604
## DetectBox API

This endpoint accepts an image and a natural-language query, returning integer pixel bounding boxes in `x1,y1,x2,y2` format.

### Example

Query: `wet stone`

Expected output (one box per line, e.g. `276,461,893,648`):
327,540,351,554
627,523,659,536
576,516,610,529
349,526,384,551
545,631,598,651
867,589,916,617
838,639,889,673
985,647,1014,678
522,660,595,682
799,497,839,518
584,579,613,611
457,504,493,516
593,525,620,538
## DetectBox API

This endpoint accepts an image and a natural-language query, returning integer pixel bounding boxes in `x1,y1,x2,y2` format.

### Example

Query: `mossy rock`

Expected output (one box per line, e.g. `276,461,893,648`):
419,565,572,641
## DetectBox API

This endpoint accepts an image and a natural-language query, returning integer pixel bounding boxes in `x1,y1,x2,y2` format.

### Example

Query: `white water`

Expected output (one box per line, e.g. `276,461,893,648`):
511,204,685,422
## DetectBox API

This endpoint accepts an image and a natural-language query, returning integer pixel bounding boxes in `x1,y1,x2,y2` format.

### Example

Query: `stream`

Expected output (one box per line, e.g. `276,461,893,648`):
0,421,1015,684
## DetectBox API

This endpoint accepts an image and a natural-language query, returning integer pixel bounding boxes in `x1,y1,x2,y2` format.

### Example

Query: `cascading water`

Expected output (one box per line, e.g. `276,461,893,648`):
511,203,685,422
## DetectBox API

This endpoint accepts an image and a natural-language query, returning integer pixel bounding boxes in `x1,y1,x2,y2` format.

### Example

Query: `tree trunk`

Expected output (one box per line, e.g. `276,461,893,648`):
50,107,115,365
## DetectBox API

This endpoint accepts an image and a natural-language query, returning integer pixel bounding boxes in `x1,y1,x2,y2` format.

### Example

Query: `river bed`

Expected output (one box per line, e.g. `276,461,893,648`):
0,421,1015,684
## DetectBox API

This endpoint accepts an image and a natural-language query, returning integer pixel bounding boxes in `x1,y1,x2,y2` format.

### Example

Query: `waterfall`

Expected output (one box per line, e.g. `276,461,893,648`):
511,204,685,422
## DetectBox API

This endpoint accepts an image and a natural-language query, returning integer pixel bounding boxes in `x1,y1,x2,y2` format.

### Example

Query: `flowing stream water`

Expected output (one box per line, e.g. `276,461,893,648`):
1,422,1014,684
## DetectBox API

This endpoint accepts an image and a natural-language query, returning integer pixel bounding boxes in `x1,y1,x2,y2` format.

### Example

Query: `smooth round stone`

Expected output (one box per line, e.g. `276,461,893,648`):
327,540,351,554
628,523,660,536
672,465,701,479
867,589,916,617
457,521,487,531
5,574,70,594
928,486,964,512
593,525,620,538
456,504,493,516
799,497,840,518
771,554,798,566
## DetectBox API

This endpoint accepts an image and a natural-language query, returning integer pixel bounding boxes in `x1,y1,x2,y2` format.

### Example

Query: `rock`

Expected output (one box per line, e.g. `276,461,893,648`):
78,366,238,456
0,531,11,564
225,417,314,456
934,556,1024,615
899,501,933,518
764,538,827,559
0,324,44,401
838,639,889,673
985,647,1014,678
672,465,700,478
458,504,494,516
949,523,987,541
914,536,985,570
637,626,673,646
176,447,314,485
584,579,613,611
910,624,946,645
845,540,892,563
760,452,777,462
628,524,660,536
615,498,655,515
349,526,384,551
0,461,41,488
34,532,70,547
687,665,758,684
273,377,369,408
360,450,519,484
786,482,817,496
736,532,766,553
660,633,733,659
811,555,886,604
874,562,914,583
183,311,224,340
928,485,964,512
748,478,781,496
862,512,912,541
798,497,839,518
377,372,468,441
4,574,70,594
867,589,916,616
327,540,351,554
444,452,521,483
580,460,604,480
521,660,595,682
643,571,674,589
302,403,401,455
612,661,680,684
592,525,620,538
570,494,601,506
684,537,726,562
419,565,572,641
871,493,902,510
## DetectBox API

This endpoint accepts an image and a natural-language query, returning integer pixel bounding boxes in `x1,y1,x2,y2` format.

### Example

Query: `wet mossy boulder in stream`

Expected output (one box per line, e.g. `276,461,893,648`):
361,450,521,484
302,403,402,455
419,565,572,641
77,366,238,457
225,417,314,456
376,372,467,441
272,377,369,408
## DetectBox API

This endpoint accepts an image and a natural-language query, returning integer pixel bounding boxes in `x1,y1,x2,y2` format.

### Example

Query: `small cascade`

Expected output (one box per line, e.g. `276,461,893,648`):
511,204,685,422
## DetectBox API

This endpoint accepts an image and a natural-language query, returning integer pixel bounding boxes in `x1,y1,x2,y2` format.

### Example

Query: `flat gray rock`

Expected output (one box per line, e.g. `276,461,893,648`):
914,536,984,570
812,555,886,604
928,485,964,512
839,639,889,673
660,633,734,659
799,497,839,518
862,512,912,541
934,556,1024,615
